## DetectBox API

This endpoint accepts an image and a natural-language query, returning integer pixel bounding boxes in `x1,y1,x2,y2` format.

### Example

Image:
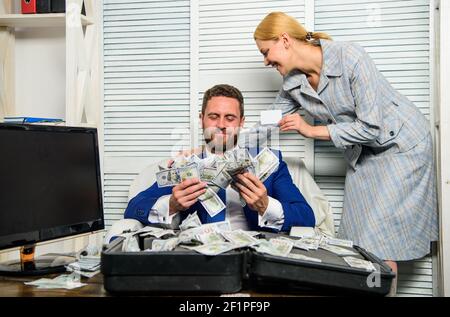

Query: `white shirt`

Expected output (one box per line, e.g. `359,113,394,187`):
148,146,285,230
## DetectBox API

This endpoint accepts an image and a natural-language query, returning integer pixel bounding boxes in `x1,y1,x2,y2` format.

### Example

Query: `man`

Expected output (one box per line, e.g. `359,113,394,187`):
124,84,315,232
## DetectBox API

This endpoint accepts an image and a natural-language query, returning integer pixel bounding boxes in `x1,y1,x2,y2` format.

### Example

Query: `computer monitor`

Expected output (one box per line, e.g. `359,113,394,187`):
0,124,104,275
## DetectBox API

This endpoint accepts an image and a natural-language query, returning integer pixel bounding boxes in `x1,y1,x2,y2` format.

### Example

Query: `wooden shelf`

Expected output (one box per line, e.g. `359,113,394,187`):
0,13,93,28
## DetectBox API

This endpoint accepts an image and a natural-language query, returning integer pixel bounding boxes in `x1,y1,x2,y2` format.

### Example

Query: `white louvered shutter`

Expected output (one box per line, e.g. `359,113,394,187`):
197,0,314,172
314,0,434,297
102,0,191,228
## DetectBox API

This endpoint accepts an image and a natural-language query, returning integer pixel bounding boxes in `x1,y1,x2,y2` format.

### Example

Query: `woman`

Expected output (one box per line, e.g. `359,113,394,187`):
253,11,438,291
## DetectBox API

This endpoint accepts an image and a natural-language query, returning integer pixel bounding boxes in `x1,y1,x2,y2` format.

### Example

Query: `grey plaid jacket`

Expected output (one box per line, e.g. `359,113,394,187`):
275,39,429,169
263,39,438,260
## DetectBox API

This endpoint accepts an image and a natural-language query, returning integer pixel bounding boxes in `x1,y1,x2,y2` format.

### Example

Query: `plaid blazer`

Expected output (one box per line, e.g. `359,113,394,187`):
268,39,437,260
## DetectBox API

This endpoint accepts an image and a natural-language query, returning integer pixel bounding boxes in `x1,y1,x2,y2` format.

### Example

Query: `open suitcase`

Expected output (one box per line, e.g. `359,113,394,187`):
101,231,395,296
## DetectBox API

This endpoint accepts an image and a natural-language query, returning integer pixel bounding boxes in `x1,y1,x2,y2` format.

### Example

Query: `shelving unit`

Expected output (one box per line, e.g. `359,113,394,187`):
0,13,93,28
0,0,105,263
0,0,103,127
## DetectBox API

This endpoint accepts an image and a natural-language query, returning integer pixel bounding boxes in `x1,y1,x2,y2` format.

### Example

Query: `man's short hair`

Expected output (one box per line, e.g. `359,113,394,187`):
201,84,244,117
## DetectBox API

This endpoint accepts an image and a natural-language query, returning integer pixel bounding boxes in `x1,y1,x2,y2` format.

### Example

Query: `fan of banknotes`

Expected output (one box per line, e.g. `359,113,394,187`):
156,147,280,217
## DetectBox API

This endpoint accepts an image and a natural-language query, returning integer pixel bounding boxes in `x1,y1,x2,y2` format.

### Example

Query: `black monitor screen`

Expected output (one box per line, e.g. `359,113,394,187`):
0,124,104,250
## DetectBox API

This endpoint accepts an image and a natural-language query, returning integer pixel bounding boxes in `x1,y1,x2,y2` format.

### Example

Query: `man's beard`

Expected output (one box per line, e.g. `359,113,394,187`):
203,127,239,153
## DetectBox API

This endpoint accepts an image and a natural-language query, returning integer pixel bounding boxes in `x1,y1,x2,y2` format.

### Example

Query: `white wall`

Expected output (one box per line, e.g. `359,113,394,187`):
14,27,66,119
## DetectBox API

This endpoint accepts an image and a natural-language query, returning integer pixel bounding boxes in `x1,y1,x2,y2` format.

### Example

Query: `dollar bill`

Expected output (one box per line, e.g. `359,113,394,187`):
212,168,232,189
178,220,231,244
200,188,226,217
121,234,140,252
320,244,358,256
323,237,353,248
198,185,216,201
343,256,376,271
24,273,87,290
140,229,176,239
179,211,203,231
150,237,179,252
255,147,279,177
177,163,200,182
221,230,260,247
195,231,225,245
156,169,180,187
184,242,237,256
235,148,251,162
293,236,322,251
253,238,293,257
269,238,294,256
287,253,322,263
200,167,218,183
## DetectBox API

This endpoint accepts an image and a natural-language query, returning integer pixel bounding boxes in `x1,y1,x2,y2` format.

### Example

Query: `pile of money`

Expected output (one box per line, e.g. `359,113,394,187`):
156,147,280,216
135,214,323,264
119,215,375,271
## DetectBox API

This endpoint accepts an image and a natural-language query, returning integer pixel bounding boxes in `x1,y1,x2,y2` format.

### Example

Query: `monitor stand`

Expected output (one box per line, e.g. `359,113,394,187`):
0,244,76,276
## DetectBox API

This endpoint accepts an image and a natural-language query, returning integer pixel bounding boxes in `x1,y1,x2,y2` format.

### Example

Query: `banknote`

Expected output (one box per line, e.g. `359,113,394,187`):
293,236,322,251
253,238,293,257
195,231,225,245
254,147,279,177
200,188,226,217
221,229,260,247
185,242,237,256
178,220,231,245
269,238,294,256
343,256,376,271
287,253,322,263
178,163,200,182
140,229,176,239
320,244,358,256
200,167,218,183
24,273,87,290
323,237,353,248
212,167,232,189
179,211,202,231
150,237,180,252
156,168,180,187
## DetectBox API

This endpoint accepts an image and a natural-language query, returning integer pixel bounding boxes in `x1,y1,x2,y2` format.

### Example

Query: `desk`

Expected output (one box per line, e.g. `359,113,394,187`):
0,273,326,297
0,273,108,297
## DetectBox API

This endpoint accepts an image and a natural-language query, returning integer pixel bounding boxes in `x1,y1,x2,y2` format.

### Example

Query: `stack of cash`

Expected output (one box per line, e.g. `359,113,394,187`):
156,147,280,216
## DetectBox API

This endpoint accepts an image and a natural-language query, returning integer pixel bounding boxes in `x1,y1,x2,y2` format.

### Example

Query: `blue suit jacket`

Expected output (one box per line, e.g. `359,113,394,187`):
124,148,315,232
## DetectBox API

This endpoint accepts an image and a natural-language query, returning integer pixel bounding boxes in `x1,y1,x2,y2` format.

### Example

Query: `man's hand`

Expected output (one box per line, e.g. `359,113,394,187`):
234,173,269,216
169,178,207,215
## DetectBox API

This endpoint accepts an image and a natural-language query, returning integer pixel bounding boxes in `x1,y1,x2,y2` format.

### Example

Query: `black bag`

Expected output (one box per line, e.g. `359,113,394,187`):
101,231,395,296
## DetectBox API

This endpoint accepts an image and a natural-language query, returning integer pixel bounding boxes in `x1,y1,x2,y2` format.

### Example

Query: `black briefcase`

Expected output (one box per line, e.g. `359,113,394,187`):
101,231,395,296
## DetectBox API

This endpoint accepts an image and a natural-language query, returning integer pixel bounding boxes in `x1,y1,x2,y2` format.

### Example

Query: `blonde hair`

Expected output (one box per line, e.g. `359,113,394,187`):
254,12,332,44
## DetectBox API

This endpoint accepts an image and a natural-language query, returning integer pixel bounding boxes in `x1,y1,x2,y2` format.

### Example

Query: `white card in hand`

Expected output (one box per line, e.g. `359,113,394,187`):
260,110,282,125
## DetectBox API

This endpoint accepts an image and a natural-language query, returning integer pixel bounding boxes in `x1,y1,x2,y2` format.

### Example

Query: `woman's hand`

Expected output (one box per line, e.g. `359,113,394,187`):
278,113,312,137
